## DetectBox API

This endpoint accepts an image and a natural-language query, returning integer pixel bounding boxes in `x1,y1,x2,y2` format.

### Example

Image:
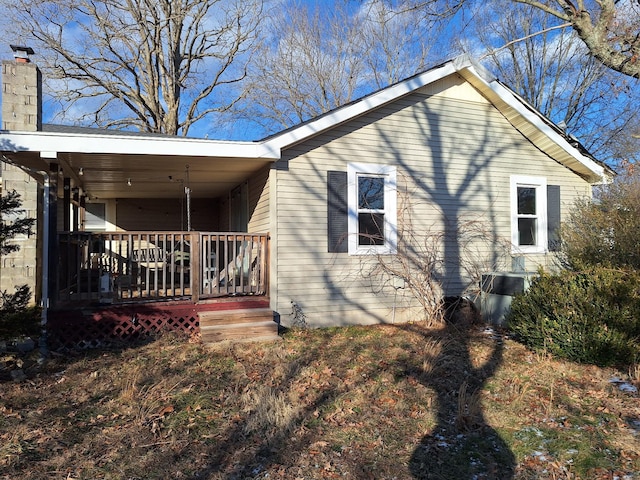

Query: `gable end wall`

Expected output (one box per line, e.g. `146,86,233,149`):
271,75,591,327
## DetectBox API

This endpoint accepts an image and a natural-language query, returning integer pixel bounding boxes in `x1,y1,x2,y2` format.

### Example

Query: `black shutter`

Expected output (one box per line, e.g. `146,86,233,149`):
328,171,348,253
547,185,561,251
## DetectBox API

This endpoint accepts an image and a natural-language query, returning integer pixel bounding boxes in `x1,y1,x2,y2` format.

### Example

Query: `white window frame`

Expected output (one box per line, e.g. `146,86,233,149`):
84,201,116,231
347,163,397,255
510,175,547,254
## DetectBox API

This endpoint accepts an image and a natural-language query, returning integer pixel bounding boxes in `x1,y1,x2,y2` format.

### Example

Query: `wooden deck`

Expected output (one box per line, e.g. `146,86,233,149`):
200,307,279,344
47,296,279,349
47,231,275,348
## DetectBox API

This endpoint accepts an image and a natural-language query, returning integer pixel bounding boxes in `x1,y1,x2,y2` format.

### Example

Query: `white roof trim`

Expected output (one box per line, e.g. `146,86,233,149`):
260,56,604,182
1,130,278,159
262,61,461,154
0,56,606,182
463,64,606,181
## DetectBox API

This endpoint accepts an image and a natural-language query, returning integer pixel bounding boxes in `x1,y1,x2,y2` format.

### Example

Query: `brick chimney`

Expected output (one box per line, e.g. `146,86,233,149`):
2,45,42,131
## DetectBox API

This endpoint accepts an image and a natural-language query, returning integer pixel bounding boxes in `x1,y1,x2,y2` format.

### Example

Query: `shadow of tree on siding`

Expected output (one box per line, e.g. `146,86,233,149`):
185,74,520,478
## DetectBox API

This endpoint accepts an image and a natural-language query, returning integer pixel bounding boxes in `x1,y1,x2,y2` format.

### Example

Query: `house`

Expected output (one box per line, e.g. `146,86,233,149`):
0,50,611,345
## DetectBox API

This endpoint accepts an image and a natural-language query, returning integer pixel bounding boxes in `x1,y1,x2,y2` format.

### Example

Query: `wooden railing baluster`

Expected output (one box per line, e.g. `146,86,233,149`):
55,231,268,305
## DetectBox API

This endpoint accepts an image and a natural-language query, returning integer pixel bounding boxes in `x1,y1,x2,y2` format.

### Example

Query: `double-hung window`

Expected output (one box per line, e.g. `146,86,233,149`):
510,175,547,254
347,163,397,255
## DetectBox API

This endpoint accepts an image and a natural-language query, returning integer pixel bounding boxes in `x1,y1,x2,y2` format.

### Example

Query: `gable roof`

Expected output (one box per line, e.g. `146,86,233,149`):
260,55,611,183
0,55,610,199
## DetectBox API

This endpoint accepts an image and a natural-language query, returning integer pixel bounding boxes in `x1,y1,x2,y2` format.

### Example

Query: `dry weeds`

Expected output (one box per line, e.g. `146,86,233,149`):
1,324,638,480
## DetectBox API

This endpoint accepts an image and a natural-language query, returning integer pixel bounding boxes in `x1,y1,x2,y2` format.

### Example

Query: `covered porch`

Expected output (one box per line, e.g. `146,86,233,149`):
1,127,278,345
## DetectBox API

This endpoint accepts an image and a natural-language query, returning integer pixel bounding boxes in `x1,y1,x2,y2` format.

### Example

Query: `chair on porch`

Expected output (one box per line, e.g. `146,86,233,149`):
218,240,258,289
129,242,168,292
168,241,191,286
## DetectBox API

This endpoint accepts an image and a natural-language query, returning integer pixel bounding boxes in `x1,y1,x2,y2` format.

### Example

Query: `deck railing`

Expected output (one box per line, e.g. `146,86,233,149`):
57,231,269,305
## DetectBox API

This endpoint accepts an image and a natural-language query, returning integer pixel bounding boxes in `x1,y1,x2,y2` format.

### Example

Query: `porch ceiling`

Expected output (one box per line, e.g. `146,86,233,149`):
2,148,275,199
0,127,282,199
61,152,273,200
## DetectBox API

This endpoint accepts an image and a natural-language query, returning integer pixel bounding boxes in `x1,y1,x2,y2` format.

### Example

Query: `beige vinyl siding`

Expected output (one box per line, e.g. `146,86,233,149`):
272,73,591,327
212,165,271,233
417,73,488,102
247,165,270,233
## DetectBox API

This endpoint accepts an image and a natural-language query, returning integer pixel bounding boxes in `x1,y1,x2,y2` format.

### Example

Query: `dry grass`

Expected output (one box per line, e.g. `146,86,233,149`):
455,381,483,432
240,385,301,435
1,324,639,479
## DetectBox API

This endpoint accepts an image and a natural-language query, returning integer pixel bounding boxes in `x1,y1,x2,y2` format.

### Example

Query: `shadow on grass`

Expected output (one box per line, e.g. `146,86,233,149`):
183,317,515,479
407,314,515,479
2,319,516,479
183,327,365,479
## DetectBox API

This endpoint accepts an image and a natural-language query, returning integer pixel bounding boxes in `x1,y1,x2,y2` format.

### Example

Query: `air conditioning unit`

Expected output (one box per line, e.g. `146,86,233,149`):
480,272,536,326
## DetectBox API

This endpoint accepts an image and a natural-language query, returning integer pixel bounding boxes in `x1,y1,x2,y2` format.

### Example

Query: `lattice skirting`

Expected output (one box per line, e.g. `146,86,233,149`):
47,304,200,349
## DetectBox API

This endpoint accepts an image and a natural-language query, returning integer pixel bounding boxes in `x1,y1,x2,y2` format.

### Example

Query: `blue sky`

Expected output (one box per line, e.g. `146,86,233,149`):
0,0,637,165
0,0,460,141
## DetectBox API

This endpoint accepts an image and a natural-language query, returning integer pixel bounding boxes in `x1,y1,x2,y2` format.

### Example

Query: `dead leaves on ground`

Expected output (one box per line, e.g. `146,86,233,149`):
1,325,638,479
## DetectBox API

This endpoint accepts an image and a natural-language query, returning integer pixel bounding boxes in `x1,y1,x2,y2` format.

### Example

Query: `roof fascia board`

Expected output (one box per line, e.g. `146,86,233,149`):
0,130,278,159
462,65,605,181
263,61,461,154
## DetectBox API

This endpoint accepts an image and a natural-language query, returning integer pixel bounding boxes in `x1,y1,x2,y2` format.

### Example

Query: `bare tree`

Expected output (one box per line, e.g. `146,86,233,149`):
364,191,511,325
6,0,262,135
610,124,640,165
356,0,450,88
229,3,364,135
229,1,444,136
464,0,640,165
512,0,640,79
393,0,640,79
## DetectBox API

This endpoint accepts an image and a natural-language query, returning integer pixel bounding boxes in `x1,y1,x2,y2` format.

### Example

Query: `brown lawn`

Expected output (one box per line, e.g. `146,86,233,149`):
1,322,638,479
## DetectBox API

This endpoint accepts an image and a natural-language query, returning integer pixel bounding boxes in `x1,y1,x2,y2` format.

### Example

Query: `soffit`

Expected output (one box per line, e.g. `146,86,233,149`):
1,149,272,199
458,68,606,182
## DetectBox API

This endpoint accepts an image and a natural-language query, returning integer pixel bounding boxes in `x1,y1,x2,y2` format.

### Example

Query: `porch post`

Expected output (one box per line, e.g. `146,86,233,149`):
37,170,50,359
43,155,59,307
79,195,86,230
63,176,71,231
35,154,57,359
191,232,200,303
72,188,80,231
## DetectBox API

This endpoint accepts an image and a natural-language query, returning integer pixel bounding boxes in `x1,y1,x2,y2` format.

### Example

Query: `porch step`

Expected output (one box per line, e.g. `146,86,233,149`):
199,308,280,344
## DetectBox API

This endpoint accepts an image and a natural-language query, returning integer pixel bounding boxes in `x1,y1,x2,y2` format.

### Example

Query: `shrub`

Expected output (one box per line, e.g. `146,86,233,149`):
0,190,39,340
0,285,41,339
560,165,640,270
506,268,640,367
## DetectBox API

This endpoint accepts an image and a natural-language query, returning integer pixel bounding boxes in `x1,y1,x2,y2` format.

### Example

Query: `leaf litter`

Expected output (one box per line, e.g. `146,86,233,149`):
0,325,638,479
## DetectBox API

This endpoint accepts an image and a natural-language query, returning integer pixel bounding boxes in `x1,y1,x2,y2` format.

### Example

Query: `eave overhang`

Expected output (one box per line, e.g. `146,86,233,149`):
0,55,610,200
0,130,280,199
456,63,611,183
262,55,609,184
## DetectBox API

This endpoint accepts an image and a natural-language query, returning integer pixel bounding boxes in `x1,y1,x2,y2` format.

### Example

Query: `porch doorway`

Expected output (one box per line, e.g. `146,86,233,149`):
230,182,248,232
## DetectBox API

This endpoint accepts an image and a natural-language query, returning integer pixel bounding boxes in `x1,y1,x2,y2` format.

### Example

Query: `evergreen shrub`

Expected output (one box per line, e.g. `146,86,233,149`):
0,285,41,339
506,268,640,367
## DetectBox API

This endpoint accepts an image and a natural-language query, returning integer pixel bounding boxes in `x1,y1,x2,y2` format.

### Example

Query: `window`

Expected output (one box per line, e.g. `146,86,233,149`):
510,175,547,253
347,163,397,255
85,202,107,231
